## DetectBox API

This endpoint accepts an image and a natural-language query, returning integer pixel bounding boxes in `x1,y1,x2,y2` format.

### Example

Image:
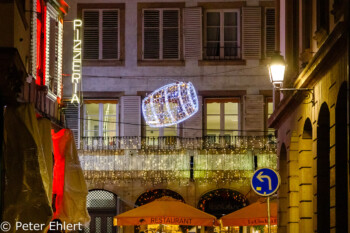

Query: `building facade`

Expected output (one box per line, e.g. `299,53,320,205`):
62,0,279,231
0,0,68,221
269,0,349,233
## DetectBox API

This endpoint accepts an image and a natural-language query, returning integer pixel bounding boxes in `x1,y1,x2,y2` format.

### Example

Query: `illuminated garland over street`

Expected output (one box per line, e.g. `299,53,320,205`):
142,82,199,127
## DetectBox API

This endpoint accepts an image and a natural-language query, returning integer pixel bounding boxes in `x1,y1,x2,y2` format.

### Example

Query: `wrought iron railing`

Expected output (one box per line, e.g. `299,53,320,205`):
79,135,276,151
204,46,241,60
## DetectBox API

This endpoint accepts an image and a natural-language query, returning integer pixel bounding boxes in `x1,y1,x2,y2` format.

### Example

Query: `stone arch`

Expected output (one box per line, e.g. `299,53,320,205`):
135,189,185,206
317,102,330,233
335,82,348,232
197,188,248,218
299,118,314,232
86,189,119,233
278,143,288,233
302,118,312,139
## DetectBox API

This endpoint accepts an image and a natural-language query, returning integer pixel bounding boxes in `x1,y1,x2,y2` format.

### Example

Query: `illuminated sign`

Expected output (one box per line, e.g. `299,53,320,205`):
71,19,82,103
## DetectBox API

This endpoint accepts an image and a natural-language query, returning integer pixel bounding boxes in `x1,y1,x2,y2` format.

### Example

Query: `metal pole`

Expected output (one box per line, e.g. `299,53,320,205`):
267,196,271,233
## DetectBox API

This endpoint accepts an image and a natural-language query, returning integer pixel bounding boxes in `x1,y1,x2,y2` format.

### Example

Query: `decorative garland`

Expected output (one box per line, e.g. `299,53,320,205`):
135,189,184,206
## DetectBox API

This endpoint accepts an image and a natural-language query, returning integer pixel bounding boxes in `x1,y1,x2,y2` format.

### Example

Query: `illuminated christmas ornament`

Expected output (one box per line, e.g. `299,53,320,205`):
142,82,199,127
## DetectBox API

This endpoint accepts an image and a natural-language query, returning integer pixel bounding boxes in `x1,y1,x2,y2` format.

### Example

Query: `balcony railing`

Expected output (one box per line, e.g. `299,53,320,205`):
79,135,276,151
204,46,241,60
78,136,277,186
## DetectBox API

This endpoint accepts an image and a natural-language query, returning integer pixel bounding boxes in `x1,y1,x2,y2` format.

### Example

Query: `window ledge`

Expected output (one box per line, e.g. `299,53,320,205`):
138,60,185,66
198,60,246,66
83,60,124,67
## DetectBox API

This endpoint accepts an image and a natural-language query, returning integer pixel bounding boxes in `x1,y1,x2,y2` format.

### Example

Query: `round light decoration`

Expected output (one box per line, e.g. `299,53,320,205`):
142,82,199,127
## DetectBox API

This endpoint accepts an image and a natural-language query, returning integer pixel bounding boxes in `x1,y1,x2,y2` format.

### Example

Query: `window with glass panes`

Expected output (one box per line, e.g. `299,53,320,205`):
205,99,239,137
205,9,240,60
84,101,119,137
266,97,274,135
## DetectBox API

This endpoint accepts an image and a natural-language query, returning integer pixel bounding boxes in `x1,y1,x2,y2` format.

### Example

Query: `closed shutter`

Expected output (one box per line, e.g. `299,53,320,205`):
265,8,276,57
183,7,202,59
163,10,179,59
120,96,141,137
31,0,37,78
183,96,202,138
242,7,261,59
83,10,99,59
143,10,160,59
102,10,119,59
243,95,264,136
64,101,80,148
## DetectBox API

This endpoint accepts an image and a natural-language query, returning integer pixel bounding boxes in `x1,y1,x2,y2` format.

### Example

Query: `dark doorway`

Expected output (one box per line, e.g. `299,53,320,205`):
84,190,118,233
197,189,248,218
335,83,348,232
317,103,330,233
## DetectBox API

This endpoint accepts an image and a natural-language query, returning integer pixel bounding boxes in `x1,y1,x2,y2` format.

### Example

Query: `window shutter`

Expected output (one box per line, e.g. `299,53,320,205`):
143,10,160,59
163,10,179,59
83,11,99,59
243,95,264,136
183,7,202,60
242,7,261,59
57,22,63,98
120,96,141,137
64,101,80,148
31,0,37,78
102,10,119,59
265,8,276,57
183,96,202,138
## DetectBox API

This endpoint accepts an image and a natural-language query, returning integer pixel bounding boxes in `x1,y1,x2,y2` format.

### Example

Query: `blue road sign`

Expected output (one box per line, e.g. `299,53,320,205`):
251,168,280,196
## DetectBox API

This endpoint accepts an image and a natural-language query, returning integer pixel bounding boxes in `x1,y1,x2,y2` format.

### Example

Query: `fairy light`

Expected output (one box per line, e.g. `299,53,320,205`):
78,136,277,186
142,82,198,127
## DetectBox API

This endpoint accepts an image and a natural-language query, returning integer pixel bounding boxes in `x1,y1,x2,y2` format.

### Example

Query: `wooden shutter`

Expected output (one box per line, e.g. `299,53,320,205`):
242,7,261,59
265,8,276,57
102,10,119,59
243,95,264,136
64,101,80,148
183,7,202,59
183,96,202,138
120,96,141,137
83,10,99,59
31,0,37,79
163,10,179,59
143,10,160,59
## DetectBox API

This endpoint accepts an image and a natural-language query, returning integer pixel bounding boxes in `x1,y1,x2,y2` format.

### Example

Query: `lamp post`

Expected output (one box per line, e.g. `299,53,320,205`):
268,51,315,107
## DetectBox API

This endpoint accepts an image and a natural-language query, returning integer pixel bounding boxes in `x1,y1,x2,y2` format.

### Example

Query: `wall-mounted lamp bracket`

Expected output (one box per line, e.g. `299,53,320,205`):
276,87,315,106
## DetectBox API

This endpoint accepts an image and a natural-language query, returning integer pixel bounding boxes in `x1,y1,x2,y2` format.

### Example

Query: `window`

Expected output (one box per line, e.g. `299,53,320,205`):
302,0,312,50
146,125,178,137
205,99,239,137
84,101,119,137
204,10,240,60
266,97,274,136
317,0,329,32
265,8,276,57
83,9,119,60
142,9,180,60
46,4,63,98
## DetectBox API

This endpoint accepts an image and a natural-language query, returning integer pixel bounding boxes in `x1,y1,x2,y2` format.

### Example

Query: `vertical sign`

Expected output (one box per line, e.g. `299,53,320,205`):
71,19,82,103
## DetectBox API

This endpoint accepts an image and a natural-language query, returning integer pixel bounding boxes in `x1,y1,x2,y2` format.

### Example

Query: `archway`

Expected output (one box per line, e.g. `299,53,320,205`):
299,118,313,232
317,103,330,233
135,189,184,206
85,189,118,233
278,143,288,233
335,82,348,232
197,189,248,218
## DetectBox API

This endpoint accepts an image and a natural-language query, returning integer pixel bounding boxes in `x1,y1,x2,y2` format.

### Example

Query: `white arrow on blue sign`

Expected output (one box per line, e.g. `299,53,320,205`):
251,168,281,196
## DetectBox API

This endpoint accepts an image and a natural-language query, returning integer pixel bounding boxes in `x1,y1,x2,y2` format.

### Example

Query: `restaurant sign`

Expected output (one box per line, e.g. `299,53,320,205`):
150,217,192,225
71,19,82,104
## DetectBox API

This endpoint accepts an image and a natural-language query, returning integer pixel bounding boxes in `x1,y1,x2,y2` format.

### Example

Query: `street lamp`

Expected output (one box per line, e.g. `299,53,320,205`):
268,52,286,87
268,51,315,105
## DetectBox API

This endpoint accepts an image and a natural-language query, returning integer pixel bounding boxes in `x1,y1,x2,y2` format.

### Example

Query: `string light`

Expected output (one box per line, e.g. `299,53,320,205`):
142,82,198,127
78,136,277,186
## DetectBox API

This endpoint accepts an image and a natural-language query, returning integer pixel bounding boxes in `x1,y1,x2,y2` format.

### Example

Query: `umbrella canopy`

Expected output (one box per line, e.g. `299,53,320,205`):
220,200,277,226
115,196,217,226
